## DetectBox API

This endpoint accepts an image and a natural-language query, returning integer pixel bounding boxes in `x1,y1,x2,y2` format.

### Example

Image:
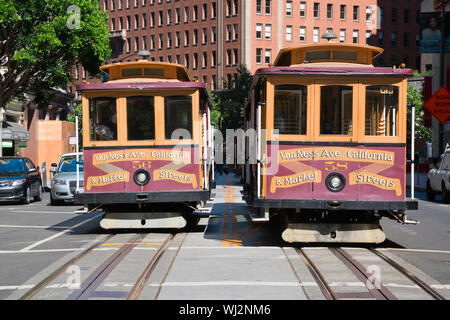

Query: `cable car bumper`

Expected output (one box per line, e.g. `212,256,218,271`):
244,197,418,211
74,190,211,205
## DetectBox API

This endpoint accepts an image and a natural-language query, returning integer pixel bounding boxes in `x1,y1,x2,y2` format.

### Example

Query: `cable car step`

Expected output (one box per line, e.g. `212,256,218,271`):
100,211,187,230
281,223,386,244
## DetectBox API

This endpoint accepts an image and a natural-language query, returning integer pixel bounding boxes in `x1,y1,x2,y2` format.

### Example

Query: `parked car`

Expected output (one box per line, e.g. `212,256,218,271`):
426,145,450,203
0,157,42,204
50,153,84,205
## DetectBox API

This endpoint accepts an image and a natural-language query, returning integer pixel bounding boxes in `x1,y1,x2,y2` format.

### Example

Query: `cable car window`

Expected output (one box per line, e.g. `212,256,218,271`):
306,50,331,61
143,68,165,77
274,85,307,135
365,86,399,136
122,68,142,77
333,50,357,61
127,96,155,140
164,96,192,139
89,98,117,141
320,86,353,135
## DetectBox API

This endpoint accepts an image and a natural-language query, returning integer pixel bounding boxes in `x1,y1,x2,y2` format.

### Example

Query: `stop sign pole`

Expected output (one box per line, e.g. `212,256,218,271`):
439,0,446,154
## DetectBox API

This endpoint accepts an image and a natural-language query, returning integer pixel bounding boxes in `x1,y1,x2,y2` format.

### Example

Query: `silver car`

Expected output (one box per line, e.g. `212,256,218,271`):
50,153,84,205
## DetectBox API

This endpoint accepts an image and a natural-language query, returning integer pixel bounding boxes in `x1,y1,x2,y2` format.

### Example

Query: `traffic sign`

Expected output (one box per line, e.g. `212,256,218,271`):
424,87,450,124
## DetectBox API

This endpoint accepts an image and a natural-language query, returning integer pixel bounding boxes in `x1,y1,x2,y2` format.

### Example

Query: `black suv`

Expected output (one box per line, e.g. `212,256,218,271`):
0,157,42,204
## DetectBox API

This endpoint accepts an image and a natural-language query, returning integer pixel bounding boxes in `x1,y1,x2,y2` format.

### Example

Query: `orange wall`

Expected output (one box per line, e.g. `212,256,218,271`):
22,120,76,170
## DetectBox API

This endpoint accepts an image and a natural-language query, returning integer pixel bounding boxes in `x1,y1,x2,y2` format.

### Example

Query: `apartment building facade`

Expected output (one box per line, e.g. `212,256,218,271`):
70,0,420,95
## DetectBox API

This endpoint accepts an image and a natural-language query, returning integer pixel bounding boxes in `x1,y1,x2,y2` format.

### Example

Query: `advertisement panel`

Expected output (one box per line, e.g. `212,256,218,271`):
418,12,450,53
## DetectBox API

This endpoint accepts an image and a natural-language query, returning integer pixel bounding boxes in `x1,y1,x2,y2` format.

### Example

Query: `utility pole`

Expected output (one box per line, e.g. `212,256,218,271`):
439,0,446,154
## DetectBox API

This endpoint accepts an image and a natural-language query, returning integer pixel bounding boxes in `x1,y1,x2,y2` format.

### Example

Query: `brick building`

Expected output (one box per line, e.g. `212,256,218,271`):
70,0,421,96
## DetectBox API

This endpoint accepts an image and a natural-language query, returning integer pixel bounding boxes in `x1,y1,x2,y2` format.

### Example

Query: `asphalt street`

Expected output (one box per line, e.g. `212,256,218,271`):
0,174,448,300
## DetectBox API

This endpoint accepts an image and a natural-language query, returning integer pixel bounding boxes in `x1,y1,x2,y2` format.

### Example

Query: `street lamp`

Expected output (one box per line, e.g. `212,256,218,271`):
321,30,338,42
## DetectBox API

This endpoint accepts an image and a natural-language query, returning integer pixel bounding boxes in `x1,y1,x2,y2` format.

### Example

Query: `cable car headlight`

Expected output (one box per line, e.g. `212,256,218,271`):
133,169,150,186
325,173,346,192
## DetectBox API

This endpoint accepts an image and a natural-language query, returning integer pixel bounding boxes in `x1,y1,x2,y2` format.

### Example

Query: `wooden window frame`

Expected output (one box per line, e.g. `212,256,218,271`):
312,79,359,143
359,78,406,144
82,89,201,148
262,76,407,145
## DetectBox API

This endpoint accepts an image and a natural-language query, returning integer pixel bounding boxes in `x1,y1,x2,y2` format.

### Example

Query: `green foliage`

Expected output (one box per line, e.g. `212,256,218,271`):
407,85,431,142
213,65,253,134
67,103,83,148
0,0,111,108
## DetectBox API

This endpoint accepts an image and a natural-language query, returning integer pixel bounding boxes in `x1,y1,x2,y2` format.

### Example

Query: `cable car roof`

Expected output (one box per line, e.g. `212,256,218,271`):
273,43,384,67
100,60,193,82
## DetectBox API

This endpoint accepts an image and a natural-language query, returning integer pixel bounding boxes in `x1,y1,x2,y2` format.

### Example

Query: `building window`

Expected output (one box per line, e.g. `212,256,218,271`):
256,0,262,14
184,30,189,46
167,9,172,25
391,32,397,47
256,23,262,39
300,2,306,17
327,4,333,20
212,2,217,18
265,0,271,15
265,24,272,40
352,29,359,44
378,31,383,45
340,29,345,43
176,31,180,47
286,25,292,42
286,1,292,16
313,27,319,43
366,30,371,44
403,32,409,47
167,32,172,48
366,6,372,23
212,51,217,67
212,26,217,43
226,49,232,66
264,49,271,64
340,5,346,20
391,8,398,24
313,3,319,18
256,48,262,64
184,7,189,22
193,5,198,21
353,5,359,21
299,26,306,42
202,3,208,20
193,29,198,45
176,8,181,24
404,9,410,24
203,28,208,44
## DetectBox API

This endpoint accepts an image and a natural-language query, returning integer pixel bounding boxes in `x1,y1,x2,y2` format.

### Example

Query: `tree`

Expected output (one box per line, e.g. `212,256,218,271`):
0,0,111,108
407,85,431,142
213,64,253,135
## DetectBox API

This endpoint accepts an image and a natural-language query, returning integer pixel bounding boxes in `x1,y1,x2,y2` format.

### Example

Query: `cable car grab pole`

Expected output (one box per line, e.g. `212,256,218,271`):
411,104,415,200
76,115,80,193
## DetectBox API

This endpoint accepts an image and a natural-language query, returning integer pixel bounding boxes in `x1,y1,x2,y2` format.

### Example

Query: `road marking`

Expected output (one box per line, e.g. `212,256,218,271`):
378,248,450,255
18,215,100,252
155,281,302,287
2,281,448,292
11,210,78,215
100,242,164,246
0,224,67,229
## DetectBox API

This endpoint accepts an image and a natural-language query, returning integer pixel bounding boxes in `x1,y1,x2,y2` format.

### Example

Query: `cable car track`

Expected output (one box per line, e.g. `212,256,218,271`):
19,232,183,300
295,247,446,300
